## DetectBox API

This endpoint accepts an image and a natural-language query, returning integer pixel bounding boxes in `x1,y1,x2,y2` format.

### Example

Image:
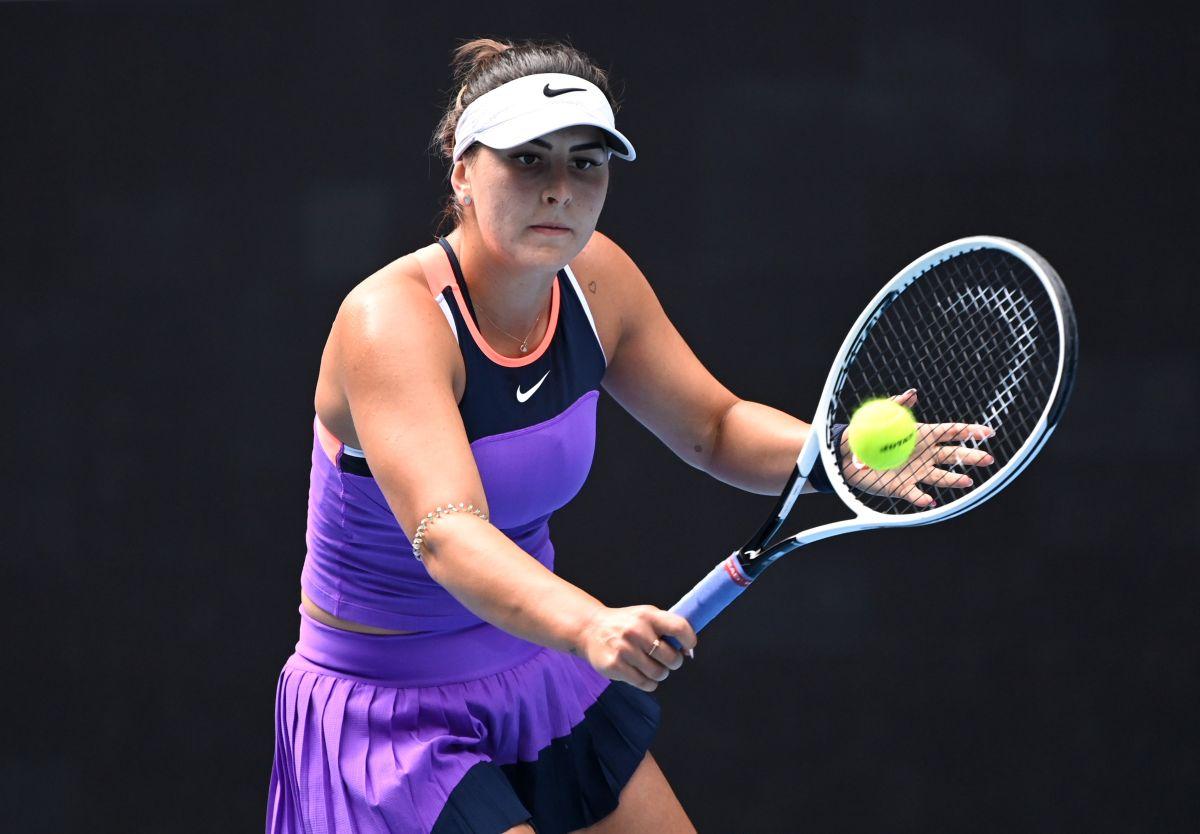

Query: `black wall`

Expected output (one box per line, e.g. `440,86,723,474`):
4,3,1196,831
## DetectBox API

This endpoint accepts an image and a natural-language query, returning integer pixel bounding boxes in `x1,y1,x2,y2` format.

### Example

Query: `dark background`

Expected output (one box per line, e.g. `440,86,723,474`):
4,2,1197,832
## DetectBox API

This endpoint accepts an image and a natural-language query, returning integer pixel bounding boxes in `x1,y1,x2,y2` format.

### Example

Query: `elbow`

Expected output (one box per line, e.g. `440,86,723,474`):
698,398,739,476
412,520,453,582
411,509,488,583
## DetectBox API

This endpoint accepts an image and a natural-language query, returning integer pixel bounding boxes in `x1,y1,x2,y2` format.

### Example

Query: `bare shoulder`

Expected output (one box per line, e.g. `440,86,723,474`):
316,253,463,445
571,229,647,295
334,253,454,354
569,233,736,470
569,230,656,361
339,253,428,325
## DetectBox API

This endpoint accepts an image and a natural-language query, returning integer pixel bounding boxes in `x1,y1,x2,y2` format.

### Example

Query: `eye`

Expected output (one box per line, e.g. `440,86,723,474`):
509,152,604,170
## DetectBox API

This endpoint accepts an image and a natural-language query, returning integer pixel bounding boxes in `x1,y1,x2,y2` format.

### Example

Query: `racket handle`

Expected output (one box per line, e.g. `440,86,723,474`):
664,553,754,649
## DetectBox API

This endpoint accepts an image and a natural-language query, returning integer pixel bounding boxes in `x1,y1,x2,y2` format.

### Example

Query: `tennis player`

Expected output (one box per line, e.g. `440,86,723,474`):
265,37,988,834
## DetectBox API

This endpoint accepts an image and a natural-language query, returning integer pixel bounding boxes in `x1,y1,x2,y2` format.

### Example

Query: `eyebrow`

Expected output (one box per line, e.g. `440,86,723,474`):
527,139,606,152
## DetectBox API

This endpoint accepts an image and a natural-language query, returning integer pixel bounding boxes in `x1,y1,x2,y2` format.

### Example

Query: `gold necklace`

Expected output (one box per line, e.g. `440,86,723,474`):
473,300,544,353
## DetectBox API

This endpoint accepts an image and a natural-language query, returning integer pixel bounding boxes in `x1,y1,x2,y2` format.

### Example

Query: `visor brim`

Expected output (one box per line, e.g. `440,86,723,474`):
459,115,636,163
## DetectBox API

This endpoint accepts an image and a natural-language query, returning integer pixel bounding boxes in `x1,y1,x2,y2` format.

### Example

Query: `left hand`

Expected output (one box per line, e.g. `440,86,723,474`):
839,388,994,508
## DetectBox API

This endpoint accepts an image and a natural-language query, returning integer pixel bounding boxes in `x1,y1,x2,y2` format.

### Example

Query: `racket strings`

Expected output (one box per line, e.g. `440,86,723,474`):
865,267,1042,408
852,282,1043,475
881,256,1054,484
845,252,1057,507
921,261,1051,444
934,254,1056,444
829,248,1062,515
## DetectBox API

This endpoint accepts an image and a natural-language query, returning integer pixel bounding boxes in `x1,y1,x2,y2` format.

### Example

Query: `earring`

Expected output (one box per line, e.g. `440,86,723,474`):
462,194,472,205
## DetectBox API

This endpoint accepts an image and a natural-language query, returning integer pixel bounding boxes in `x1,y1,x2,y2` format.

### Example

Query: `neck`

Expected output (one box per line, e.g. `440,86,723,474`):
446,226,557,333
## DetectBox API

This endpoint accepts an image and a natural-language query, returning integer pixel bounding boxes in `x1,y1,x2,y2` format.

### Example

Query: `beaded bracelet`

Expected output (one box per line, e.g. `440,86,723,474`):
411,502,489,561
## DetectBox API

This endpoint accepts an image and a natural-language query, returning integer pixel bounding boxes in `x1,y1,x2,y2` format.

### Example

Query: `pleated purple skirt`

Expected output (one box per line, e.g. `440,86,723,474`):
266,606,660,833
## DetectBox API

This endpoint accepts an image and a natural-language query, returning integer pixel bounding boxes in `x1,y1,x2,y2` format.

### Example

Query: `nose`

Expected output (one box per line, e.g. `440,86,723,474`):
542,165,572,207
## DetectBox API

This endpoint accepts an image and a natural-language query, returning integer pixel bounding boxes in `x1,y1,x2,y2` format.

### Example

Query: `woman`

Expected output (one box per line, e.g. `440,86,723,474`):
267,37,992,834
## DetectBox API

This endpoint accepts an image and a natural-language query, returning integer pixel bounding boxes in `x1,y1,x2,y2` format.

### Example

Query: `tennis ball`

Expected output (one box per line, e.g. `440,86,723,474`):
848,399,918,470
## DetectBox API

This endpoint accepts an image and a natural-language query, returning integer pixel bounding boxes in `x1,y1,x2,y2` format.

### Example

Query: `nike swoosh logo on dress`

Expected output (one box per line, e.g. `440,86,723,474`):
516,370,551,403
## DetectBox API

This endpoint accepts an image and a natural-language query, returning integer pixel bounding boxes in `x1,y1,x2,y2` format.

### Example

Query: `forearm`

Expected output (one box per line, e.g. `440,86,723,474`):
705,399,813,494
419,513,604,654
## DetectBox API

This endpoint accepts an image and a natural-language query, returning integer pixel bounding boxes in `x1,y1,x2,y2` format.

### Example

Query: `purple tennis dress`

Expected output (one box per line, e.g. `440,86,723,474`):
266,238,659,833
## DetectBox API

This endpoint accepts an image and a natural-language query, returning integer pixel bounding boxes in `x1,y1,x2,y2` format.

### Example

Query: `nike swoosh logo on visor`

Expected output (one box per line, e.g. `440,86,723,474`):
516,370,551,403
544,84,585,97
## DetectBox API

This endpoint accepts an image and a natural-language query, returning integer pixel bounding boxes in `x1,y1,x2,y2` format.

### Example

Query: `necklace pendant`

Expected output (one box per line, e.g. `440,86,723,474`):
519,342,529,353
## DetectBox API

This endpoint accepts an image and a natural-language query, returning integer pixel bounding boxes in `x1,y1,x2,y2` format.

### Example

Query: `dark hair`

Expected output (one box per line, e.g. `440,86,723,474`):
429,36,623,238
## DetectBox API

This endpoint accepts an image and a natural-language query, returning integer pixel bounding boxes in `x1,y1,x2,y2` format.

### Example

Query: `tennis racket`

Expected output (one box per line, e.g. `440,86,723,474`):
665,235,1078,644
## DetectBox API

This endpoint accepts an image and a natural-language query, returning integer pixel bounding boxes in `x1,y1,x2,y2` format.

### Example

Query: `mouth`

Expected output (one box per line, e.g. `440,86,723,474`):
530,224,571,232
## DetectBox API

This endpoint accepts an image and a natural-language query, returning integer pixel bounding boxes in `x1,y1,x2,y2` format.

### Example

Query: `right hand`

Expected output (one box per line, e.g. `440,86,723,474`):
577,605,698,692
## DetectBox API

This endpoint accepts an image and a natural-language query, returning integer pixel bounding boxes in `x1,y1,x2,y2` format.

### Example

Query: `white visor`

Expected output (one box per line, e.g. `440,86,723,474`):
452,72,636,163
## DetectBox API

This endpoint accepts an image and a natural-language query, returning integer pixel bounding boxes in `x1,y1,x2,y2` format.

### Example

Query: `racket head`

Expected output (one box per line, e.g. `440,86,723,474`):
810,236,1078,526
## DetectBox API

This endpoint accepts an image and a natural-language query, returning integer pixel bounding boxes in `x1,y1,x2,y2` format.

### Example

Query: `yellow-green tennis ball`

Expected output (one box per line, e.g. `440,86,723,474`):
848,399,918,470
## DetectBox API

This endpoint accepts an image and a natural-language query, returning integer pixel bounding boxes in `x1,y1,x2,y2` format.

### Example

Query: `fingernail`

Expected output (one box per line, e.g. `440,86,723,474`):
928,500,937,508
686,648,695,660
983,455,994,465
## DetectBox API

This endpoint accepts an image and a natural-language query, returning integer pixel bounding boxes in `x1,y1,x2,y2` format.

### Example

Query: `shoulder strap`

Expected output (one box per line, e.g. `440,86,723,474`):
413,241,453,297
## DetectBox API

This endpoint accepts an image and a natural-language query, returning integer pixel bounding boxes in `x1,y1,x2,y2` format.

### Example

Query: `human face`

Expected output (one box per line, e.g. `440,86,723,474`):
453,125,611,269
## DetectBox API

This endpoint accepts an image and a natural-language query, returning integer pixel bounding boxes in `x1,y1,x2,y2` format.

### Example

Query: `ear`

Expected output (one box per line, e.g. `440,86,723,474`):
450,159,471,201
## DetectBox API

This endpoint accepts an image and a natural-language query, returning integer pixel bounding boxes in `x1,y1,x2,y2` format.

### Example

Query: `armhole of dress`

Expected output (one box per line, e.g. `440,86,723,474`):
322,246,460,463
414,242,459,344
562,264,608,367
435,292,458,343
340,297,453,461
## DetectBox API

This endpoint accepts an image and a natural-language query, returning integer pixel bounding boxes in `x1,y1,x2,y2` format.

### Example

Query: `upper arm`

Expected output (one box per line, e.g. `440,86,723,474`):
332,273,486,537
579,231,738,469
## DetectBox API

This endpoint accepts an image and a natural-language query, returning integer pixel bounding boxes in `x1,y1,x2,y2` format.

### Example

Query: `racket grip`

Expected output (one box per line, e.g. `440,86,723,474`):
664,554,754,650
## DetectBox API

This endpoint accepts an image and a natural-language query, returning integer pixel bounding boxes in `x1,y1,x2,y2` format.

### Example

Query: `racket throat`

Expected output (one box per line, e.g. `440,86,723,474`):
735,547,780,580
739,435,823,559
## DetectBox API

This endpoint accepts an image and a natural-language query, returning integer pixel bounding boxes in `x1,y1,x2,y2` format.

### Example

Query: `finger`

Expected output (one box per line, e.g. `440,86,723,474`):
619,662,658,693
920,422,994,448
641,634,683,671
857,464,909,493
900,482,935,508
919,467,973,489
623,644,671,683
622,626,674,680
934,446,994,468
890,388,918,407
647,609,698,654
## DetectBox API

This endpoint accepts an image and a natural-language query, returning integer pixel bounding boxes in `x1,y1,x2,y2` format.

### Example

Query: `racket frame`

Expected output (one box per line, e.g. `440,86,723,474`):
669,235,1078,637
814,235,1076,529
